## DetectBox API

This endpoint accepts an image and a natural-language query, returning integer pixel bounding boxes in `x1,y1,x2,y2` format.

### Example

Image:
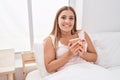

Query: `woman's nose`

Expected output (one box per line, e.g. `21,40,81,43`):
65,18,70,23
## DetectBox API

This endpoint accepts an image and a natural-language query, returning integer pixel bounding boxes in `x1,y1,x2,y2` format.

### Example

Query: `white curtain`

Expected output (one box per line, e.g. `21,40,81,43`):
0,0,69,52
0,0,30,52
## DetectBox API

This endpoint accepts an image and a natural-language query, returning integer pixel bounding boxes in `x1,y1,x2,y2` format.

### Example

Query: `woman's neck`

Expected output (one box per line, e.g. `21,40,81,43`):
61,32,72,38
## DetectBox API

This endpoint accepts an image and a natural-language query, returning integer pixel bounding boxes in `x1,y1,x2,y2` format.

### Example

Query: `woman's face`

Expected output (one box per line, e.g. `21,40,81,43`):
58,10,75,33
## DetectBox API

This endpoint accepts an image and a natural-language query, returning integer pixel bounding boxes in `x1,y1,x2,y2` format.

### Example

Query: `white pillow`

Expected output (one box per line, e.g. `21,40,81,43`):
33,42,50,78
90,32,120,68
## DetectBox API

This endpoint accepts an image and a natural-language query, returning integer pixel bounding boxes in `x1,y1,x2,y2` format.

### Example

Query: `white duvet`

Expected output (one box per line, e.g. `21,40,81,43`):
28,32,120,80
42,62,117,80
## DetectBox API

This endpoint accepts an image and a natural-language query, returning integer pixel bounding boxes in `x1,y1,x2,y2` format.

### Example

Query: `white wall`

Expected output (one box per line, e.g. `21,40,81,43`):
75,0,120,33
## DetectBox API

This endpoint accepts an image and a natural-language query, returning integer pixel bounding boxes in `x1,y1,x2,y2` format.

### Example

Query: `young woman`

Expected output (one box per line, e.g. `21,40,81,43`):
43,6,115,80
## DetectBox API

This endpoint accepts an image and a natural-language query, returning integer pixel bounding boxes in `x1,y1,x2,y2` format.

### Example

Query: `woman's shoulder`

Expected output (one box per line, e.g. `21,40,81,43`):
43,36,50,44
76,29,88,39
44,35,54,45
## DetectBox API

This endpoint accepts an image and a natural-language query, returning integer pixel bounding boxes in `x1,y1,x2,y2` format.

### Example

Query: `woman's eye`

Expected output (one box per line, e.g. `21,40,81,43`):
60,16,74,20
61,16,66,19
69,17,74,20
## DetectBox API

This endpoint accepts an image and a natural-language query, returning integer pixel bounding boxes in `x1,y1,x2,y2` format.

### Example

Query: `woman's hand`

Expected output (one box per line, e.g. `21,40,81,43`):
68,38,86,57
68,38,81,56
77,40,86,57
68,41,80,56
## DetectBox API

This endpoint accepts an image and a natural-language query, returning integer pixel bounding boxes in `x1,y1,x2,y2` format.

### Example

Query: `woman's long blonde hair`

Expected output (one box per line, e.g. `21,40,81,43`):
50,6,77,50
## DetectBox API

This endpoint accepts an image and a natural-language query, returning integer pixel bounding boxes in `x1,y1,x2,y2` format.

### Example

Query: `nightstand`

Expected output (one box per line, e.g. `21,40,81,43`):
0,49,15,80
22,52,37,80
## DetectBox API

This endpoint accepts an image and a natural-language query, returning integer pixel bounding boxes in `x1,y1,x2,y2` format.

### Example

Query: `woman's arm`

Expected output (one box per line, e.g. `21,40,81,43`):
78,32,97,62
44,37,74,73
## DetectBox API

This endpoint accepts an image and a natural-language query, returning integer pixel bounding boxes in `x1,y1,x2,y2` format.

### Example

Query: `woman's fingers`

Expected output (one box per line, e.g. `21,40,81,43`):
77,44,86,57
68,38,86,56
68,41,80,56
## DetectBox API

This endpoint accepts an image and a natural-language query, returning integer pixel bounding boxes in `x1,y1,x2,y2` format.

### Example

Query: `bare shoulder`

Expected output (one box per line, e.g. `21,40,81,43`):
43,36,55,52
84,31,91,39
84,31,88,36
44,36,53,46
44,36,52,43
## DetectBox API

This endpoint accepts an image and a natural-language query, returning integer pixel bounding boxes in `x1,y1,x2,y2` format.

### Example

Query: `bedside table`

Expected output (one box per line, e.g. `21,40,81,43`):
22,52,37,80
0,49,15,80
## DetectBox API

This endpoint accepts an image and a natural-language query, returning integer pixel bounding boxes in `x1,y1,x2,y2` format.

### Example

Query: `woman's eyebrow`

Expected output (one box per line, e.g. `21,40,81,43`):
69,15,74,18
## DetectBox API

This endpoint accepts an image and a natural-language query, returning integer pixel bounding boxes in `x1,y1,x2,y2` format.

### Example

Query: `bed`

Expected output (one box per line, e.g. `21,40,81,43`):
26,32,120,80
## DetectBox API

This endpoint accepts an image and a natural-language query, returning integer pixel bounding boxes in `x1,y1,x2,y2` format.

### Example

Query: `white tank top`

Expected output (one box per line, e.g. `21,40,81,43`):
50,30,88,70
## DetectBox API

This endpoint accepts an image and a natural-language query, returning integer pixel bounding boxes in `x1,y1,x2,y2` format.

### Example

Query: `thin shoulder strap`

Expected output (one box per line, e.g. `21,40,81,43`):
78,29,88,52
78,29,85,39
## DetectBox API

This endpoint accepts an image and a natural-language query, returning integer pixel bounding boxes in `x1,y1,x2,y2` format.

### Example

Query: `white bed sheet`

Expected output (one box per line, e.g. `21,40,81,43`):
108,66,120,79
26,67,120,80
43,63,117,80
26,70,42,80
26,63,118,80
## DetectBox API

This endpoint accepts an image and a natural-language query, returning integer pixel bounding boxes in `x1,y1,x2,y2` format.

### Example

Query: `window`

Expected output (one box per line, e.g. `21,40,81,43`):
0,0,30,52
0,0,69,52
